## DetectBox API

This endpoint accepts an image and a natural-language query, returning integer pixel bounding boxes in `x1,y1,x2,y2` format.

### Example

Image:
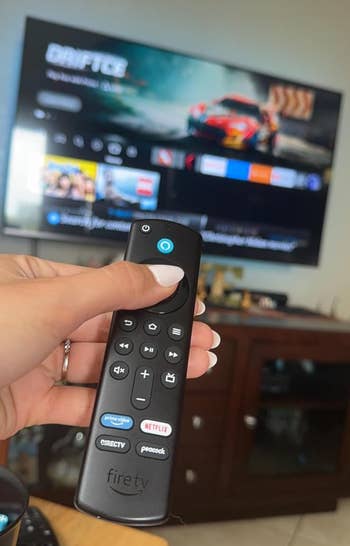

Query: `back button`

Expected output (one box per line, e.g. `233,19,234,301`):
119,316,137,332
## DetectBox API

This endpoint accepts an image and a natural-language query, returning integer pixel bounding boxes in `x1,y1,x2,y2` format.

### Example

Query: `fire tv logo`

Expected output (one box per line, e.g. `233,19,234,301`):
46,43,128,78
107,468,149,496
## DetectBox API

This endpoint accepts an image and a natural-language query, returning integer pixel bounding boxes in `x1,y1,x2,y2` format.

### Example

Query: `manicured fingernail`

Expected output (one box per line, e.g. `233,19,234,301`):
208,351,218,368
196,300,206,316
211,331,221,349
147,264,184,287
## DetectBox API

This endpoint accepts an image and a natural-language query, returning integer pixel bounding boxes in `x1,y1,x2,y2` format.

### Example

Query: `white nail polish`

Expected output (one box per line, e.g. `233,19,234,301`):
147,264,184,287
211,331,221,349
196,300,206,316
208,351,218,368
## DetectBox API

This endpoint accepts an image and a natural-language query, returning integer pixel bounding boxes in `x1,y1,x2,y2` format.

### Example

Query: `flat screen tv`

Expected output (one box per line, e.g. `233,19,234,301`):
3,17,342,265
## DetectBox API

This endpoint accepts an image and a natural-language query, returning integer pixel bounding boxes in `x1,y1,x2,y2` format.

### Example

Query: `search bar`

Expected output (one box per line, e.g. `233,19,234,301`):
37,90,82,112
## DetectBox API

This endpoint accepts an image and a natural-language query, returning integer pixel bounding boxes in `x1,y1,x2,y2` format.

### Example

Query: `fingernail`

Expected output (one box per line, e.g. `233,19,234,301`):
196,300,206,316
208,351,218,368
147,264,184,287
211,331,221,349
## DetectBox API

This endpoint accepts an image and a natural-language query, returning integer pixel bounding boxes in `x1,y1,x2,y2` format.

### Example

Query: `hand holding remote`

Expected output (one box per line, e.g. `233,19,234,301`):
0,254,218,441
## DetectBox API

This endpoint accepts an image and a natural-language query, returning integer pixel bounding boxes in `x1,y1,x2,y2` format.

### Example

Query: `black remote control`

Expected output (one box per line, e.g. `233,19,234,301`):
18,506,59,546
75,219,202,526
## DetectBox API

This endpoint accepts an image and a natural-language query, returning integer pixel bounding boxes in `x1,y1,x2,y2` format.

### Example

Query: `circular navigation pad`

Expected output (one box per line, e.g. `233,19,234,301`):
147,276,189,314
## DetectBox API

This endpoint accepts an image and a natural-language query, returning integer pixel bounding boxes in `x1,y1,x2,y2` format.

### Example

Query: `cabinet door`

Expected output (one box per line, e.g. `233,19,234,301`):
234,342,350,493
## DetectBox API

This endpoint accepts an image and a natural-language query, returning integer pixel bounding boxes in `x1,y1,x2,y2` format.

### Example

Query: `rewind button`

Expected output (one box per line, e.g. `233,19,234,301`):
115,338,133,355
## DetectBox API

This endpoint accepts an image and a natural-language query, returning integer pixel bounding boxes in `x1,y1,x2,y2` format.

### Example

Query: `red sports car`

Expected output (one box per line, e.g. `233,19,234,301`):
188,95,279,152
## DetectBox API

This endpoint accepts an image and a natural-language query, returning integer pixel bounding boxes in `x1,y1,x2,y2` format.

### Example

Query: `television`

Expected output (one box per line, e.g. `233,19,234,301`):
3,17,342,265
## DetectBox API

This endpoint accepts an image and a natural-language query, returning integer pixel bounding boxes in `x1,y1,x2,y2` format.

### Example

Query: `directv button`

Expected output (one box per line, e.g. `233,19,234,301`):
165,346,182,364
140,342,158,359
96,435,130,453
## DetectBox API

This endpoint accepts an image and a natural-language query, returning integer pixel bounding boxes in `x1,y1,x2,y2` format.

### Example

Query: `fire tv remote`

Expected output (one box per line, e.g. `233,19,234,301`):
75,219,202,526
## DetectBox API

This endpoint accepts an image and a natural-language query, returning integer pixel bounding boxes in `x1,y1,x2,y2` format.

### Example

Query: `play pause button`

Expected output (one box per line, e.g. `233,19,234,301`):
140,342,158,359
165,346,182,364
115,338,133,355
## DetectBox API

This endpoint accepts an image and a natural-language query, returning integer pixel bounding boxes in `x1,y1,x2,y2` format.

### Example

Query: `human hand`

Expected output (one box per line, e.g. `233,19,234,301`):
0,255,219,439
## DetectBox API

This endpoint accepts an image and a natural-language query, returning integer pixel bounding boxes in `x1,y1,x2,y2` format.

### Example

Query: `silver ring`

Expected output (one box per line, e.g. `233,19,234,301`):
61,339,71,383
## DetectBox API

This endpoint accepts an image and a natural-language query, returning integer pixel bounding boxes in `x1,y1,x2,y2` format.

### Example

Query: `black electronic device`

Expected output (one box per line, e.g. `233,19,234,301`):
75,219,202,525
18,506,59,546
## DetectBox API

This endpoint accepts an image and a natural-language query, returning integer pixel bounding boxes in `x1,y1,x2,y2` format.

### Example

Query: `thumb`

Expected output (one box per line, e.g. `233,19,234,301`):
0,262,184,388
55,261,184,333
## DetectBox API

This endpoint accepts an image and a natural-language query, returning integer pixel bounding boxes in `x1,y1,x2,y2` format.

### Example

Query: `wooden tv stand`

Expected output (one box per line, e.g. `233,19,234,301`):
171,308,350,523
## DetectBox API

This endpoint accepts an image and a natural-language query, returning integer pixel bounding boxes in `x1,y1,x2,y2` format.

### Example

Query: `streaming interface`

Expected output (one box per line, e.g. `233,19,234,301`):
4,18,340,265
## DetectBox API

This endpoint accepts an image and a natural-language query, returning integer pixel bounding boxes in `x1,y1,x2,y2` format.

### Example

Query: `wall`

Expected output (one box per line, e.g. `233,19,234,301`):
0,0,350,316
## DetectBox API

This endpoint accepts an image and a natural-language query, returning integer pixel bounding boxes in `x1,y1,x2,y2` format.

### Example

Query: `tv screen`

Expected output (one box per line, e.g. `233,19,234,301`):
3,17,342,265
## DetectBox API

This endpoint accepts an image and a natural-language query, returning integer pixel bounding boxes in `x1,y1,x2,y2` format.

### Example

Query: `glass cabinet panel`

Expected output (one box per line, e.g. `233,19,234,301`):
248,358,350,476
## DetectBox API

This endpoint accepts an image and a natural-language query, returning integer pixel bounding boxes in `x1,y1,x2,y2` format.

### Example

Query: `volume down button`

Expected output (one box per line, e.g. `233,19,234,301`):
131,366,154,410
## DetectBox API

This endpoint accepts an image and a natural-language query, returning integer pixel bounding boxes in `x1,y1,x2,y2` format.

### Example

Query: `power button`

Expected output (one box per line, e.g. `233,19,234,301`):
140,224,151,233
157,238,174,254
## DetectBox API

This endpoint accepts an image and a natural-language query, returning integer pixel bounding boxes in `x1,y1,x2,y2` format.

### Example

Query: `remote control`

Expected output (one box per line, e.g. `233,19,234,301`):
75,219,202,526
18,506,59,546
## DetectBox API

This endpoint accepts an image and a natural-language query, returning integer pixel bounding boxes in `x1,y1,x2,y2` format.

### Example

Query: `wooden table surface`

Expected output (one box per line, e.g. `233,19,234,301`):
30,497,167,546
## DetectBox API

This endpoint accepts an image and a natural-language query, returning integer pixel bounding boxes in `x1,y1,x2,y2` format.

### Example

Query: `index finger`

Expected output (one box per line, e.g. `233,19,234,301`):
71,313,112,342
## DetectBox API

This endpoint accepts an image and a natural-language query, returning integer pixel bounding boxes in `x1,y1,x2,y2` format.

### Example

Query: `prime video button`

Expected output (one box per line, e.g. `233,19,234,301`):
157,238,174,254
47,211,61,225
100,413,134,430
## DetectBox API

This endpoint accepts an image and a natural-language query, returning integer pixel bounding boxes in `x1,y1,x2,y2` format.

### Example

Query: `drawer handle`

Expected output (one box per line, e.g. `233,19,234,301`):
244,415,257,429
185,469,198,484
192,415,204,430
